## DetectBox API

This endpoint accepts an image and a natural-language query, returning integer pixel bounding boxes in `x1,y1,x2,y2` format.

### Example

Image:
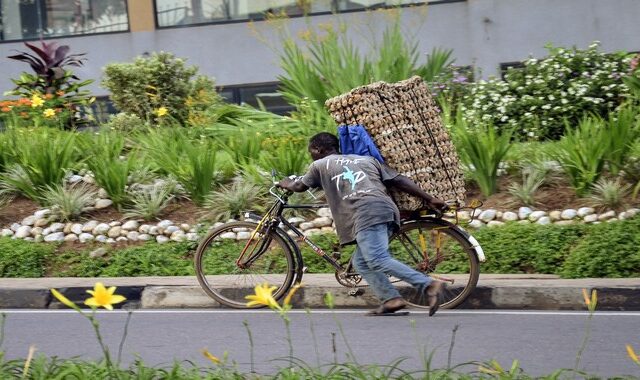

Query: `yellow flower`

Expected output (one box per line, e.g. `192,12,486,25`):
51,288,77,309
31,94,44,108
201,348,221,364
155,107,168,117
245,283,281,310
283,283,302,307
43,108,56,118
582,288,597,312
627,344,639,364
84,282,126,310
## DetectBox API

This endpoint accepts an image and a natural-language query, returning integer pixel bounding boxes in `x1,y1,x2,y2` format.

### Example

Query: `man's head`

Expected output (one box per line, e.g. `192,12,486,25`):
308,132,339,160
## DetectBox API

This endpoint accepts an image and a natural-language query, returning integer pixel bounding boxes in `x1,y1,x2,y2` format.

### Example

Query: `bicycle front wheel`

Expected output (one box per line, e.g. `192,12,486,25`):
195,221,297,308
389,220,480,309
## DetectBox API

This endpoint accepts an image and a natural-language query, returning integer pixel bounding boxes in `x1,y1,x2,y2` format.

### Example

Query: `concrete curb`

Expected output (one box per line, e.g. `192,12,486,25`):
1,275,639,311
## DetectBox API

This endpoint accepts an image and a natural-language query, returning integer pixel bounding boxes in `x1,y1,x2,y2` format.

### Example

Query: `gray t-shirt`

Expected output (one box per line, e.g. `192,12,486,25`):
301,154,401,245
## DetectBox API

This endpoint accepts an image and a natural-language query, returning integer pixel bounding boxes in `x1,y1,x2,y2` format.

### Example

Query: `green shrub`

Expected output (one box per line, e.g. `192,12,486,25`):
41,183,96,221
562,217,640,278
102,52,216,125
0,238,55,277
458,42,633,140
470,222,588,275
99,243,195,277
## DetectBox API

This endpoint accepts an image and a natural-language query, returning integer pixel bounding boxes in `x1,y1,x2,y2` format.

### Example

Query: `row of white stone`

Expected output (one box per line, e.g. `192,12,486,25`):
2,206,638,244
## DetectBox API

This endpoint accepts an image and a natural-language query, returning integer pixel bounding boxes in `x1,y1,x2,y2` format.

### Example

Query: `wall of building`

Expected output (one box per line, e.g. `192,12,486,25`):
0,0,638,97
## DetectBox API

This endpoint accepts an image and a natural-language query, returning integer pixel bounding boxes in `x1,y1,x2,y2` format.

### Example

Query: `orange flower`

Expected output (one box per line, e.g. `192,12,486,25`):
44,93,53,100
56,90,65,96
19,112,29,118
1,107,11,112
18,98,31,106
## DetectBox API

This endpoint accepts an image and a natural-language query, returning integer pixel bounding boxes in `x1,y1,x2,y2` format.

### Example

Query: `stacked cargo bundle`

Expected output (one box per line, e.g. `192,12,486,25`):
325,76,466,210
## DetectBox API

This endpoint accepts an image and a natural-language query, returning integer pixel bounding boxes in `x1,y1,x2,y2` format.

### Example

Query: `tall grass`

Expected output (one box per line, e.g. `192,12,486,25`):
277,15,454,129
0,128,78,202
603,105,640,175
552,117,608,197
136,129,223,205
79,131,137,210
452,117,513,196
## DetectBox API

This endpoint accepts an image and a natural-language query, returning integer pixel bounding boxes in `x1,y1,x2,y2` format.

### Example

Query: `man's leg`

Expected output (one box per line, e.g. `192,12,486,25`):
356,222,432,294
351,244,402,303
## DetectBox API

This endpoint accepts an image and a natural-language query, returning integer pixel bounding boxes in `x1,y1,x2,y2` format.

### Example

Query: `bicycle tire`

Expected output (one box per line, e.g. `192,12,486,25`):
388,219,480,309
195,221,297,309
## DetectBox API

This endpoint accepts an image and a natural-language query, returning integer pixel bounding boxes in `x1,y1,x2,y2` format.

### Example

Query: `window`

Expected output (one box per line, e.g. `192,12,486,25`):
218,82,294,115
0,0,128,42
155,0,450,28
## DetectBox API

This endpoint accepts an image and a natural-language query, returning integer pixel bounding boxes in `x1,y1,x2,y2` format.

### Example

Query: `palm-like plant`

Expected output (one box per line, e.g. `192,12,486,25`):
588,178,631,211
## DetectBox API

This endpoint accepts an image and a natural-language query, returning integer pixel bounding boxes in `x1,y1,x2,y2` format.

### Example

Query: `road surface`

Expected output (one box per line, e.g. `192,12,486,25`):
1,309,639,377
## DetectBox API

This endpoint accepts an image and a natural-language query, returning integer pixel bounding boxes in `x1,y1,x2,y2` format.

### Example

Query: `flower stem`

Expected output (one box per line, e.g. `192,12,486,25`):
117,311,133,365
242,319,255,373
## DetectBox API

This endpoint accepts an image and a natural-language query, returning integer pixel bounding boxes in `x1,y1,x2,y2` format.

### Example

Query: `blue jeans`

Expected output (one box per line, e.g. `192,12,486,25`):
352,222,433,303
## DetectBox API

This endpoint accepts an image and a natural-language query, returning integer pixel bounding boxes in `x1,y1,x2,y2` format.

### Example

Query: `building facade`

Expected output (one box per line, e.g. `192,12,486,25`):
1,0,638,110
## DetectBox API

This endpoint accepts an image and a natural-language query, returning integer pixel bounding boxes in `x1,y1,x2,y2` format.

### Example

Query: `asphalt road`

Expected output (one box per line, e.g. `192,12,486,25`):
1,309,639,377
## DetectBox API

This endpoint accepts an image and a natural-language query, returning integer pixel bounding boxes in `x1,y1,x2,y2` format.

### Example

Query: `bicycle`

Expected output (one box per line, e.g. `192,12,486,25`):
195,181,486,310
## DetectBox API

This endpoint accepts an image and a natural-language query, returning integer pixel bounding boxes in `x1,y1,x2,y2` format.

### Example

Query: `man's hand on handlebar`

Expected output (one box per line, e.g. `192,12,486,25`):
277,176,309,193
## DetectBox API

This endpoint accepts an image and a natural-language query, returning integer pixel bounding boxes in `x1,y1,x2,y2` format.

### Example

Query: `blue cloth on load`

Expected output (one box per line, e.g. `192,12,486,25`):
337,124,385,163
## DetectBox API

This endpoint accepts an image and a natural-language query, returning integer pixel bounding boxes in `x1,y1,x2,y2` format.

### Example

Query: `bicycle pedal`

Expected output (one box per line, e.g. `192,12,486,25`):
348,288,364,297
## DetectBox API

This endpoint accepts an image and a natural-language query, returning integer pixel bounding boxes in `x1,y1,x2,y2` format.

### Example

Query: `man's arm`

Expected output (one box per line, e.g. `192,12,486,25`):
386,175,448,210
277,177,309,193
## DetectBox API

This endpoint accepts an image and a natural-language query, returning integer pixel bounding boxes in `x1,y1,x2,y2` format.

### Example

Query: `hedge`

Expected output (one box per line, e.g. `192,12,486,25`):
1,217,639,278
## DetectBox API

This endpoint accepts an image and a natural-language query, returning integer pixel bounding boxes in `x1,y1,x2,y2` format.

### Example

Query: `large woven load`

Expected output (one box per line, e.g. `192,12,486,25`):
325,76,466,211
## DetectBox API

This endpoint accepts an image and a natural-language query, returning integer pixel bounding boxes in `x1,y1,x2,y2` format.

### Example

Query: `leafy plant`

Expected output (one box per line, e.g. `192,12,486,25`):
259,139,310,177
124,183,175,221
0,129,78,202
102,52,216,125
41,183,96,222
458,42,634,140
603,106,640,176
276,15,454,129
0,237,54,277
203,177,266,222
5,40,94,129
103,112,148,133
551,117,608,196
79,131,137,210
452,117,513,196
588,178,631,211
507,166,547,206
137,129,223,205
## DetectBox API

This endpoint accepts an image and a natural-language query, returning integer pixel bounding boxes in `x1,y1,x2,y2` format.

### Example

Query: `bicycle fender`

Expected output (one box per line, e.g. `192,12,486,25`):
274,227,305,284
404,217,486,263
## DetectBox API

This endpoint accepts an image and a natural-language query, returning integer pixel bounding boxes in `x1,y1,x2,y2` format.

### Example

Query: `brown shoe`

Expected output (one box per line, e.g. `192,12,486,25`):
366,297,407,316
425,280,445,316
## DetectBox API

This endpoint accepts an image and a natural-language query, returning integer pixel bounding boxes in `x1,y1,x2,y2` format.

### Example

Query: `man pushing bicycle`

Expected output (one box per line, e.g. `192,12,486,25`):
278,132,449,316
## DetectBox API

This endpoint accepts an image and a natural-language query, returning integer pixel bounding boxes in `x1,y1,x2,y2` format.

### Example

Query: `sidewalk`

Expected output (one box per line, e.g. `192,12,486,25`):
1,274,639,310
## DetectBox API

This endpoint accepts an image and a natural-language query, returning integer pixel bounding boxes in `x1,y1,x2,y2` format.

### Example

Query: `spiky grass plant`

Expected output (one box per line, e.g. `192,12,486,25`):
41,183,96,222
452,116,513,196
551,116,609,197
1,129,78,202
124,183,175,221
603,106,640,176
507,166,548,206
79,131,137,210
203,178,266,222
0,165,35,199
588,178,631,211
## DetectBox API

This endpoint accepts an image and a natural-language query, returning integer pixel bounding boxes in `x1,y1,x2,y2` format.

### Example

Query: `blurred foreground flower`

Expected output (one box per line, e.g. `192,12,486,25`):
245,283,281,310
85,282,127,310
581,288,598,312
627,344,639,365
51,288,78,309
201,348,221,364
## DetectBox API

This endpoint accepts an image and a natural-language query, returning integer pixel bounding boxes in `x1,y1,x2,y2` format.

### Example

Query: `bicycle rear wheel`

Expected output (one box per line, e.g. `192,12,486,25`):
389,220,479,309
195,221,297,308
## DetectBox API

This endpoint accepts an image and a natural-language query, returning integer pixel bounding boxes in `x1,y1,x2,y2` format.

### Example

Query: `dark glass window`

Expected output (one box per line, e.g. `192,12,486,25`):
154,0,451,28
0,0,128,42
